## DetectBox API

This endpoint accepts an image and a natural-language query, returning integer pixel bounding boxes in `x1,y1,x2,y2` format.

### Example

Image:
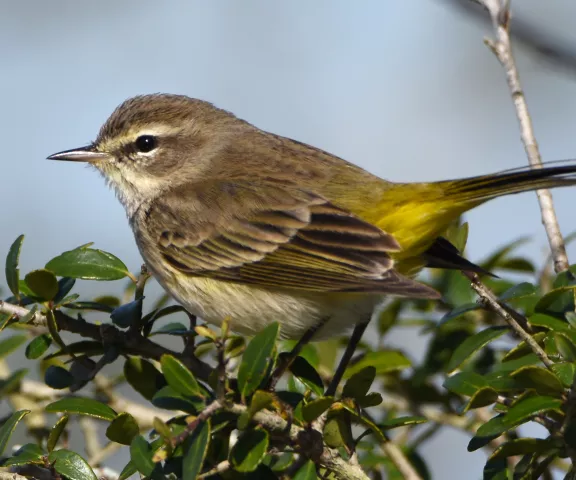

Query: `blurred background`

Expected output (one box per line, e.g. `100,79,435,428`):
1,0,576,477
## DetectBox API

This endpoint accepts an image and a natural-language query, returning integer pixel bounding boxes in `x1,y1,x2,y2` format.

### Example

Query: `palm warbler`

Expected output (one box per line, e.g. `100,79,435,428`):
48,94,576,340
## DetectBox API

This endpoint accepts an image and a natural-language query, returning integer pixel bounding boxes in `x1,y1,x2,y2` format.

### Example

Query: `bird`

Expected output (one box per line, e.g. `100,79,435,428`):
48,94,576,343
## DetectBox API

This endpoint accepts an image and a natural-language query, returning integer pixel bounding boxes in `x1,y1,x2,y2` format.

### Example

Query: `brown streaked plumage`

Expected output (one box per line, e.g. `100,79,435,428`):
48,94,576,339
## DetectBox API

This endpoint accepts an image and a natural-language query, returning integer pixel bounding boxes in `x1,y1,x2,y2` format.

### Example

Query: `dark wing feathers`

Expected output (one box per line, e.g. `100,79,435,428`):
143,181,439,298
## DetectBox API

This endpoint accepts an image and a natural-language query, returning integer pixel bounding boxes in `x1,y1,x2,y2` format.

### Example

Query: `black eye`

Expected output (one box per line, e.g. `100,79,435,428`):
135,135,157,153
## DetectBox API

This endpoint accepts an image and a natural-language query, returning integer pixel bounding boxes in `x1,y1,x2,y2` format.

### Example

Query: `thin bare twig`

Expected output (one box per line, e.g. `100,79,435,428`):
464,272,555,370
380,436,422,480
478,0,569,273
442,0,576,76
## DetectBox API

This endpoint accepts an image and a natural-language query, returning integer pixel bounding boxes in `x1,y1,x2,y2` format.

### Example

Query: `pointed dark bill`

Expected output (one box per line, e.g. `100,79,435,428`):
47,145,111,163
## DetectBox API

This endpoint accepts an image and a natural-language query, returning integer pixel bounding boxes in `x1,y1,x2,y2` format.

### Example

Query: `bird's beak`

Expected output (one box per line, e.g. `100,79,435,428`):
47,145,112,163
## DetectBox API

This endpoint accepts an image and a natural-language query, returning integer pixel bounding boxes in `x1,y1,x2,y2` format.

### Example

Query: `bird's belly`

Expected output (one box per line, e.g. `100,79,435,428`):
154,271,380,340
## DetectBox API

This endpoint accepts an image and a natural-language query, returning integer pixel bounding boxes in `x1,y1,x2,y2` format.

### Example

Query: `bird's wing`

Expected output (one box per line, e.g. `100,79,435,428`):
141,181,439,297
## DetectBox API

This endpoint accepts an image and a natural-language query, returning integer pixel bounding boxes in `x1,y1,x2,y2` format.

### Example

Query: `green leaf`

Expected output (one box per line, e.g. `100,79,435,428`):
48,415,69,452
302,397,334,423
5,234,24,300
293,459,318,480
357,392,383,408
0,410,30,456
288,355,324,396
501,332,546,362
511,366,565,396
230,429,269,472
446,327,508,373
48,449,98,480
463,387,499,412
490,438,556,460
44,365,74,390
46,246,130,281
25,334,52,359
24,269,59,300
3,442,44,466
182,420,211,480
0,369,28,395
45,397,117,421
152,386,202,413
504,396,563,426
475,414,509,438
53,277,76,304
151,322,190,336
130,435,162,478
238,323,279,398
377,300,404,336
106,413,139,445
344,350,411,378
160,354,202,397
483,457,508,480
439,303,479,324
552,362,576,387
238,390,275,430
481,236,530,272
554,333,576,361
499,282,536,301
0,334,27,359
499,257,535,273
119,461,138,480
124,357,164,401
477,397,563,438
380,416,427,429
535,287,575,315
342,366,375,400
443,371,487,396
64,301,115,313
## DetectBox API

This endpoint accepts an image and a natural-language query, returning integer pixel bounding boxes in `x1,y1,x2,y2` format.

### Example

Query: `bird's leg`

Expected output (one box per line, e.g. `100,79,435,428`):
325,321,369,397
267,317,329,391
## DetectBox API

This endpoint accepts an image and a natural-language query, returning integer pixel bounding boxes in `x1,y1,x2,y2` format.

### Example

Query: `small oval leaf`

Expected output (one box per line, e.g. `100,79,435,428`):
160,354,201,397
45,397,117,421
183,420,211,480
342,366,375,400
0,335,27,359
48,449,98,480
106,413,139,445
0,410,30,456
25,269,59,300
230,429,269,472
238,323,279,398
46,246,130,281
447,327,508,373
5,234,24,299
26,334,52,359
293,460,318,480
47,415,69,452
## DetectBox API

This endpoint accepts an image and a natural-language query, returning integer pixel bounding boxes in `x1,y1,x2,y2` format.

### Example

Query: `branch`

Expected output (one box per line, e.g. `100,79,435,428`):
0,301,213,382
380,436,423,480
442,0,576,76
478,0,569,273
227,404,371,480
464,272,555,370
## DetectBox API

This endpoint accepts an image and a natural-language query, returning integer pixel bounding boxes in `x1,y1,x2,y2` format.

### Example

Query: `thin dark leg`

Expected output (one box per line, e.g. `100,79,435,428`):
325,321,369,397
267,317,329,391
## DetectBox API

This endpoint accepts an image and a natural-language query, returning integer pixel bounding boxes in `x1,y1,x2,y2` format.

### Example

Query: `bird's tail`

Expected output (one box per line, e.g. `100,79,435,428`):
440,161,576,204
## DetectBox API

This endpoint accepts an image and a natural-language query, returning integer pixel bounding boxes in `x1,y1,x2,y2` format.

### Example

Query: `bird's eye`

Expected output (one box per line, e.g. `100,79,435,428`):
135,135,158,153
